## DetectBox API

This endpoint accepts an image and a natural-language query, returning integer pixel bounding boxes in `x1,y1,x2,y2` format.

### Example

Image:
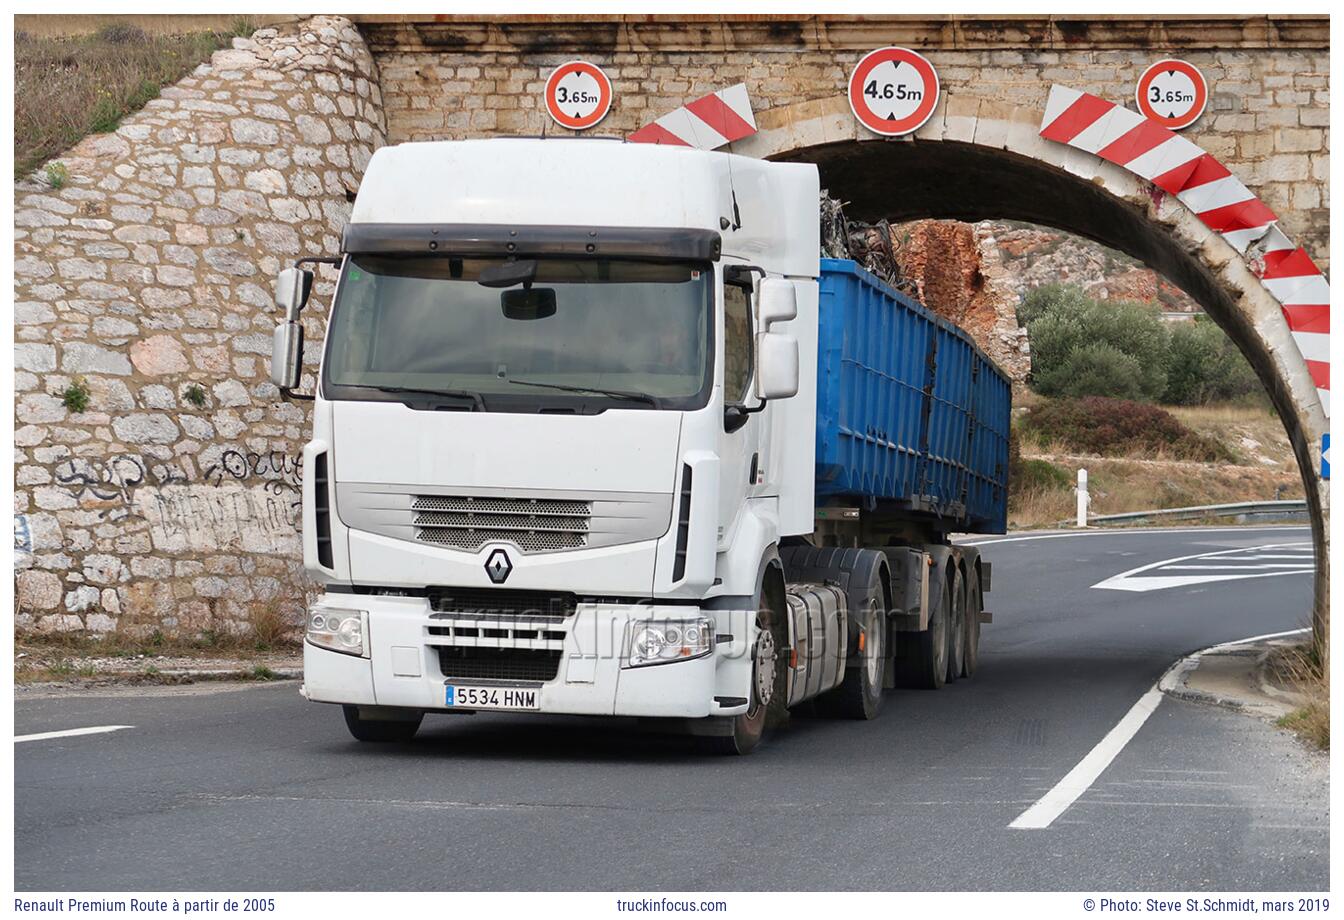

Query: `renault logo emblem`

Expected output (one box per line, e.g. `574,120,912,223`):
484,548,513,584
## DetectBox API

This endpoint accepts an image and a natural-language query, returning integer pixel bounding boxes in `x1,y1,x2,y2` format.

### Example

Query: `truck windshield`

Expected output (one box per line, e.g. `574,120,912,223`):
322,255,713,411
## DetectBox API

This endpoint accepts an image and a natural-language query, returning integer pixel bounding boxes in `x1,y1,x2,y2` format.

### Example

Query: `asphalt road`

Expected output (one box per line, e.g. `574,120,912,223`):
15,526,1327,891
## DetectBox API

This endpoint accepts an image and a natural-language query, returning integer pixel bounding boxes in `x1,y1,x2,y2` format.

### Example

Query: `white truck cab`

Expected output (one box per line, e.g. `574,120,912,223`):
274,139,993,754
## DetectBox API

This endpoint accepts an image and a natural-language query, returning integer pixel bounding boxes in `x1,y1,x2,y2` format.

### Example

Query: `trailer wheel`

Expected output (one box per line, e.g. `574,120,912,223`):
945,566,966,684
961,567,981,679
897,566,948,690
342,705,422,743
819,574,885,719
709,595,786,755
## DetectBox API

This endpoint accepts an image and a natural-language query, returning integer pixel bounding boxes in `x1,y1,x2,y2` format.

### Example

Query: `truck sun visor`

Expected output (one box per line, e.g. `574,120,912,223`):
341,223,722,262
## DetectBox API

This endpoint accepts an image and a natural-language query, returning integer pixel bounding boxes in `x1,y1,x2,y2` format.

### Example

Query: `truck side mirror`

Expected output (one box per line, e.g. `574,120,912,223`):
275,266,313,321
271,266,313,392
755,332,799,400
756,279,797,328
271,321,304,389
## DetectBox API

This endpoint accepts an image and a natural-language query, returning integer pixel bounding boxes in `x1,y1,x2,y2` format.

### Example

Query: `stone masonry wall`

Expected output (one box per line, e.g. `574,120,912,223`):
364,16,1329,270
14,16,385,636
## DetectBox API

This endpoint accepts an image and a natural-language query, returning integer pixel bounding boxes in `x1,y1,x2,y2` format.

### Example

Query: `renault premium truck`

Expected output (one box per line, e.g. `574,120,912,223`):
271,138,1009,754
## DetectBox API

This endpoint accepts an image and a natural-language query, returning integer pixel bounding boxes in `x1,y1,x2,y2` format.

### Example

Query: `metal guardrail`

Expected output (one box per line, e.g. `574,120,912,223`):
1064,500,1309,528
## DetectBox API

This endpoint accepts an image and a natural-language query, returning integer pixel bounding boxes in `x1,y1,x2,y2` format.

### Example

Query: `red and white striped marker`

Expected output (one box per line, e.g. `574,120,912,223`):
1040,85,1329,417
627,84,757,149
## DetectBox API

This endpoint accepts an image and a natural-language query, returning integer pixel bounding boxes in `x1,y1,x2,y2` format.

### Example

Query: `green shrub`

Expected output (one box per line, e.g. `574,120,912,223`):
1024,288,1170,401
1007,428,1072,493
1163,318,1260,405
96,22,148,45
60,378,91,414
1017,282,1081,328
1033,341,1148,403
1020,396,1233,462
1016,457,1072,492
44,161,68,189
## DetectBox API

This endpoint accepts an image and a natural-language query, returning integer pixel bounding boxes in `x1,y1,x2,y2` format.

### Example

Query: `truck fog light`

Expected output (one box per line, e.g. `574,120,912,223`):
624,616,714,668
307,606,368,658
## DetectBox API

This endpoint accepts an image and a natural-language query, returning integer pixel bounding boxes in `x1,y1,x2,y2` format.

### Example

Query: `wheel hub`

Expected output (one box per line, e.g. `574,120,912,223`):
863,599,882,687
754,628,777,706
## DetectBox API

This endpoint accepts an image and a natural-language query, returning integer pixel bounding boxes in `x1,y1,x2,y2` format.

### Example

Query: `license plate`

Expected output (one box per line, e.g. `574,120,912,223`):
445,684,539,711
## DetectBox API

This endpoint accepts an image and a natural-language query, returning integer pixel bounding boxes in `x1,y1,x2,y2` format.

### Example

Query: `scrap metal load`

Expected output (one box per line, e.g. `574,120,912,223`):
820,191,910,294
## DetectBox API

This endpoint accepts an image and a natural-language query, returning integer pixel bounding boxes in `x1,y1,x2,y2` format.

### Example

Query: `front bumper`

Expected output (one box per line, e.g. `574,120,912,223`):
302,594,757,719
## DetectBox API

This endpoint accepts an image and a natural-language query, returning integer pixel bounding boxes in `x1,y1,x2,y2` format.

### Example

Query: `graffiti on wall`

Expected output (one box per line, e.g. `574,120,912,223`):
49,446,304,554
138,485,302,555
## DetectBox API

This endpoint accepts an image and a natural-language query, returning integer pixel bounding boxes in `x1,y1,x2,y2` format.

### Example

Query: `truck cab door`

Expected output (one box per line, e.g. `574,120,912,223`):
718,273,760,548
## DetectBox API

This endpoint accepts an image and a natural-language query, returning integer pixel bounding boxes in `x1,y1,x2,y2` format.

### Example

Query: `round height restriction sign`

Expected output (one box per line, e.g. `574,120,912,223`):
1136,59,1208,130
544,60,612,131
848,47,939,137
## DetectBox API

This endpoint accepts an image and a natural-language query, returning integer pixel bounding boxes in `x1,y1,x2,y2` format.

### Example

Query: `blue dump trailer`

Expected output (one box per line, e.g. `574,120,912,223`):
814,258,1011,534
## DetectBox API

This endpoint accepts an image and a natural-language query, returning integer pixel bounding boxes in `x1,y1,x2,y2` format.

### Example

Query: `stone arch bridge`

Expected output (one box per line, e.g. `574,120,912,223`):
359,13,1330,629
12,15,1329,638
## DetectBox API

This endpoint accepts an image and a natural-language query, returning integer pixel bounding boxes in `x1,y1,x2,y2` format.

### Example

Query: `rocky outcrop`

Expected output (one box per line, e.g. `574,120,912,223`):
888,220,1031,383
13,16,386,636
989,222,1200,314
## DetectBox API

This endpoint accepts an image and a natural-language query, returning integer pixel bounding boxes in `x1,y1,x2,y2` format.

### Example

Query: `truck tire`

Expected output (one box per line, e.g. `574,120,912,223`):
962,567,982,679
818,566,885,720
945,566,966,684
897,566,948,690
709,596,786,755
342,705,422,743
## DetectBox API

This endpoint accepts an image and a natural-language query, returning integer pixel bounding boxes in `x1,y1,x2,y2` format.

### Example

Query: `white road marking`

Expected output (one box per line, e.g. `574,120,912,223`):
1009,627,1309,830
1166,558,1311,566
1009,686,1164,829
16,725,133,744
1092,543,1315,592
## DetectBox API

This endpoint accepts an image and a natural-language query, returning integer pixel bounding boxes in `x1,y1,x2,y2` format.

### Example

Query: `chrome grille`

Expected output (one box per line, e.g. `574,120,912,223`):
413,495,588,515
412,495,592,552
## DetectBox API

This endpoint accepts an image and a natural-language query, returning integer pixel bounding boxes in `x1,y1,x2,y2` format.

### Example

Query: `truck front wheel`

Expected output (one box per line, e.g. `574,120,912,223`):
342,705,423,743
710,597,786,755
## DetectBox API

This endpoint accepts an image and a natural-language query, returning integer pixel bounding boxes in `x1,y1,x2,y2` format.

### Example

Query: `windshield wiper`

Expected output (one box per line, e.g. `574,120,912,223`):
506,378,663,409
365,385,486,411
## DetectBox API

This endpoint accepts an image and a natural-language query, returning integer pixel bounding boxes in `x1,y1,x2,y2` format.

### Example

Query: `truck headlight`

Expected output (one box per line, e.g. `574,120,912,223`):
307,607,368,658
624,616,714,668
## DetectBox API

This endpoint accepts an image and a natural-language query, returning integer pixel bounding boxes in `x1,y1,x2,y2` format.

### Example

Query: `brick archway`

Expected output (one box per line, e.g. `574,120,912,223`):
736,93,1328,635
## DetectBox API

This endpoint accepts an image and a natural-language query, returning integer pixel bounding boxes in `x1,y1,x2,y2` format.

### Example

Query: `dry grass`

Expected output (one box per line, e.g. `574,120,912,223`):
15,19,254,178
1009,399,1303,529
1270,641,1329,750
1007,484,1078,530
246,600,297,649
16,14,293,39
15,615,301,685
16,601,301,662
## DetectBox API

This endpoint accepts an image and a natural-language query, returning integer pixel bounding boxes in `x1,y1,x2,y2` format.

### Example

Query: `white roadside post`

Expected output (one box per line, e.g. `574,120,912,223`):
1076,468,1089,528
